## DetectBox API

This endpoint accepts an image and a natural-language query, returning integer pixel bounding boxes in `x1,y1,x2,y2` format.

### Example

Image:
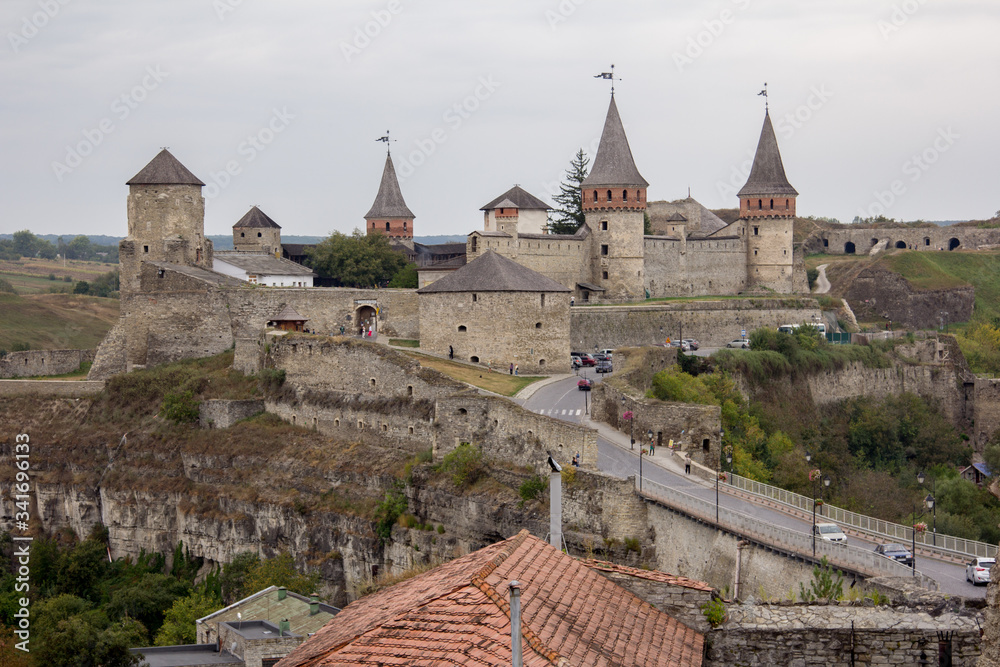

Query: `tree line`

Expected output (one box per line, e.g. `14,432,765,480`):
1,231,119,263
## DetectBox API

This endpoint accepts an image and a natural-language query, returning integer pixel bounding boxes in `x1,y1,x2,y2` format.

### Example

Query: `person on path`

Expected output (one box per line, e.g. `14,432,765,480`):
509,363,514,375
514,364,519,376
684,452,692,474
572,453,580,467
449,345,454,359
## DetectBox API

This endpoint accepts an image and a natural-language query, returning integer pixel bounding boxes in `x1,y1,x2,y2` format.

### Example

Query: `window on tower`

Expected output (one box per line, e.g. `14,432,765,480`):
622,190,628,202
758,199,763,209
403,221,407,231
607,190,613,202
385,222,391,231
769,199,774,209
593,190,598,203
601,244,609,256
600,221,608,231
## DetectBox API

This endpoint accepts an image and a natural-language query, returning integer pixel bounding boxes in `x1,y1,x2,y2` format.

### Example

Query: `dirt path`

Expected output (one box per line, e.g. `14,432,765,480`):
814,263,831,294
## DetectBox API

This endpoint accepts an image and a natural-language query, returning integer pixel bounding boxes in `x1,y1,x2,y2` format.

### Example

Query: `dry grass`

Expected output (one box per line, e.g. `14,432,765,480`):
0,292,119,351
402,351,545,396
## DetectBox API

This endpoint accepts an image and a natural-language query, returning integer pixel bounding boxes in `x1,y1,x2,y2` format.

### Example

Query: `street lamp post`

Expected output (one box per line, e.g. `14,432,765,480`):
716,435,730,524
822,475,831,517
806,450,818,558
917,471,937,546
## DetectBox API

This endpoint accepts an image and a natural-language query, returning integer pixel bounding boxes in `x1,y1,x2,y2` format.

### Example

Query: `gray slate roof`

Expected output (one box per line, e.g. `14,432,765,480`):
215,252,316,276
416,250,570,293
233,206,281,229
738,111,798,197
581,96,648,188
480,186,551,211
364,153,415,219
126,149,205,186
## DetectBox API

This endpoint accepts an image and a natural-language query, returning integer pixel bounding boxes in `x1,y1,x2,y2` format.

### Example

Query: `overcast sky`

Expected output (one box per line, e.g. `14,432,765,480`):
2,0,998,240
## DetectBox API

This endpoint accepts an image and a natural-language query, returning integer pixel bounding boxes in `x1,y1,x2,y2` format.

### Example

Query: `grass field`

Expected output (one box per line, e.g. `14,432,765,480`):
880,252,971,291
0,257,117,294
0,292,119,351
402,351,545,396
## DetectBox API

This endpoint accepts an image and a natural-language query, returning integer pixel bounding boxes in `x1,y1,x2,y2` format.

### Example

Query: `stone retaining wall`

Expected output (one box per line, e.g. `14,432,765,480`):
0,349,94,378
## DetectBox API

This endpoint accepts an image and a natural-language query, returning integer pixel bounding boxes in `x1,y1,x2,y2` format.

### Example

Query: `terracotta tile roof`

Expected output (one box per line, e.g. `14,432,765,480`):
276,531,703,667
581,560,715,592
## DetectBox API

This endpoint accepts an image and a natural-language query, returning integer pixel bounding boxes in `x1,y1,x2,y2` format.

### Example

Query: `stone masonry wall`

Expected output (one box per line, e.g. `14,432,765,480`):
644,236,748,298
199,399,264,429
433,394,599,470
975,379,1000,451
0,349,93,378
809,226,1000,255
467,234,593,295
571,298,822,351
707,603,981,666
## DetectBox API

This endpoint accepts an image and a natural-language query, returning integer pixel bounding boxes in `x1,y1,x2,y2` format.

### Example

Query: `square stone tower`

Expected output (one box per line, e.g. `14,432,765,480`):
581,95,648,302
120,149,213,295
232,205,282,255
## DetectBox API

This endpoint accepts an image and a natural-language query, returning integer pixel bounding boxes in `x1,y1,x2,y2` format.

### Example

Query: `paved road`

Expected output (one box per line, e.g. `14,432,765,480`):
517,372,985,599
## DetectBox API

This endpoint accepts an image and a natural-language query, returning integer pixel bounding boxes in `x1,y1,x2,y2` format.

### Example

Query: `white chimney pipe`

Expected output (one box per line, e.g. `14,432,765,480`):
548,454,562,550
509,580,523,667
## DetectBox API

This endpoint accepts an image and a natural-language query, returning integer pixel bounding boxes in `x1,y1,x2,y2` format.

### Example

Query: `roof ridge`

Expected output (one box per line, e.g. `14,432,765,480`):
469,531,569,666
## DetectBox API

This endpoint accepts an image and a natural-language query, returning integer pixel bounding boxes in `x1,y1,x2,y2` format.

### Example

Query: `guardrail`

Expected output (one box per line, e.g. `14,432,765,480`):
724,472,997,561
637,476,939,590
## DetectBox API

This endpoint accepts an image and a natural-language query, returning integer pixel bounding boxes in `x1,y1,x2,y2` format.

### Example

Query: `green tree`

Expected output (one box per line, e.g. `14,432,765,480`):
105,573,189,642
387,262,418,288
57,537,108,602
154,591,221,646
241,553,319,598
643,211,652,235
65,235,94,261
73,281,90,295
306,230,406,288
220,553,260,604
548,149,589,235
11,231,37,258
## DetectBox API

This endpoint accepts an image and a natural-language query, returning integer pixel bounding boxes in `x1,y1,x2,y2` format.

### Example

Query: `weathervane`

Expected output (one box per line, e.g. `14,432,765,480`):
594,64,621,95
758,82,768,111
375,130,396,154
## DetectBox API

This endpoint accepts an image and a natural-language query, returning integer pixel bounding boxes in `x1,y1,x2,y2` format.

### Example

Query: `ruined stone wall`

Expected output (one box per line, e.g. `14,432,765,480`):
433,394,598,470
419,290,570,375
570,299,822,351
267,335,466,400
199,399,264,429
975,379,1000,451
0,349,92,378
811,226,1000,255
707,603,982,666
561,471,649,543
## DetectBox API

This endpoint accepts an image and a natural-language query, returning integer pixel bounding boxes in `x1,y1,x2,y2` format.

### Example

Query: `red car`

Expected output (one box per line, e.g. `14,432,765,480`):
578,354,597,367
577,378,592,391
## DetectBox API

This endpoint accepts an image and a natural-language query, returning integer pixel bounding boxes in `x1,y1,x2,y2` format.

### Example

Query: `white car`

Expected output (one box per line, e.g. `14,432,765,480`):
726,339,750,349
967,557,995,585
813,522,847,544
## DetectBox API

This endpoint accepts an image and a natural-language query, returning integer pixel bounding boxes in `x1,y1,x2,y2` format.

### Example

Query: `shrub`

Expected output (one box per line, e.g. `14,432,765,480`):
11,341,30,352
48,273,57,280
374,482,408,544
436,524,445,534
63,275,72,282
160,390,200,423
258,368,286,392
518,475,548,502
700,597,726,628
437,443,485,489
0,278,16,293
623,537,640,553
798,556,844,602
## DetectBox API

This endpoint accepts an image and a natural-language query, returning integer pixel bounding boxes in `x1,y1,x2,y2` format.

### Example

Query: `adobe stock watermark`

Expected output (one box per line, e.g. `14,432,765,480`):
203,107,295,199
213,0,245,21
673,0,752,73
396,76,500,180
8,0,73,54
715,85,833,201
545,0,587,31
11,433,33,653
856,126,959,219
340,0,403,63
877,0,927,40
51,66,169,183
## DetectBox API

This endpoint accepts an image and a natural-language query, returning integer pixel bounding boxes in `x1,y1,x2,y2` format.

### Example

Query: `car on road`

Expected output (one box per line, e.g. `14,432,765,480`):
682,339,700,351
577,378,592,391
595,359,613,374
571,356,582,369
874,543,913,567
726,339,751,349
600,349,614,357
967,557,995,585
813,522,847,544
593,353,609,362
571,353,596,366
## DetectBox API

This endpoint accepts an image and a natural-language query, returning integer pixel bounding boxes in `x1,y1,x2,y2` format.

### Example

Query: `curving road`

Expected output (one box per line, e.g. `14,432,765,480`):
515,368,985,599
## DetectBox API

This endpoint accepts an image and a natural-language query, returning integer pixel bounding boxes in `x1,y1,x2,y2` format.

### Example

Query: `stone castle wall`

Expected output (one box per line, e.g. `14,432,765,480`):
570,299,822,351
467,233,591,294
0,348,94,378
419,290,570,374
808,226,1000,255
644,236,749,297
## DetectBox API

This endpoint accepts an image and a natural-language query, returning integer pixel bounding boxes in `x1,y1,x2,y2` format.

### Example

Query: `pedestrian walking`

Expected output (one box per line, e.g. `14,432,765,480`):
572,453,580,467
449,345,454,359
514,364,519,376
509,363,514,375
684,452,691,475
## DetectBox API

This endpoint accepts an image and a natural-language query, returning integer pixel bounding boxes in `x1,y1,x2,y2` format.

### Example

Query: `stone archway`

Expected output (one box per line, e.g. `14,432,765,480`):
845,242,856,254
895,241,907,249
949,237,961,251
356,305,377,336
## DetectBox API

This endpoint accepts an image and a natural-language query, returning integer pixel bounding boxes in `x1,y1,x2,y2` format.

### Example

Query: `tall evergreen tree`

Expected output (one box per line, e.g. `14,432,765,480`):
548,149,590,235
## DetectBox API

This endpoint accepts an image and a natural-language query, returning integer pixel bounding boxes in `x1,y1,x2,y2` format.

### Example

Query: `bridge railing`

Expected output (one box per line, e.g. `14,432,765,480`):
724,472,996,561
637,477,939,590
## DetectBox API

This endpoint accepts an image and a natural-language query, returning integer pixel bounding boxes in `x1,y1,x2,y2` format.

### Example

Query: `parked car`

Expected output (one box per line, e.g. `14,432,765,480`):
682,339,700,351
578,354,597,367
577,378,592,391
726,339,751,349
600,349,614,357
967,557,995,585
593,353,609,362
813,522,847,544
874,543,913,567
571,356,582,370
596,360,613,374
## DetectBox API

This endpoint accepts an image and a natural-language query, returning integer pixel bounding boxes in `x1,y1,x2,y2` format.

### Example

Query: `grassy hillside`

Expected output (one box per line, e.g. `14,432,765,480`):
0,292,119,351
879,252,972,291
0,257,117,294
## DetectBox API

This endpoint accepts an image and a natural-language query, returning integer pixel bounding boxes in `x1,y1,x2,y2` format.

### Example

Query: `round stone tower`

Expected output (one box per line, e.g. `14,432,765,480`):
120,149,212,294
581,95,648,302
739,110,798,292
232,205,282,255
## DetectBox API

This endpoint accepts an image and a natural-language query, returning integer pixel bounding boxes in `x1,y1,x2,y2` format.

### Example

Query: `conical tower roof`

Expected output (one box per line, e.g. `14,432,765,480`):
738,111,798,197
364,153,415,219
581,96,648,188
126,149,205,186
233,205,281,229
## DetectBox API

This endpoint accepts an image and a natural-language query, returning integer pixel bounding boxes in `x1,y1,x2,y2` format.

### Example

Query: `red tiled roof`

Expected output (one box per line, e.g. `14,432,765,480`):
581,560,715,592
276,531,703,667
